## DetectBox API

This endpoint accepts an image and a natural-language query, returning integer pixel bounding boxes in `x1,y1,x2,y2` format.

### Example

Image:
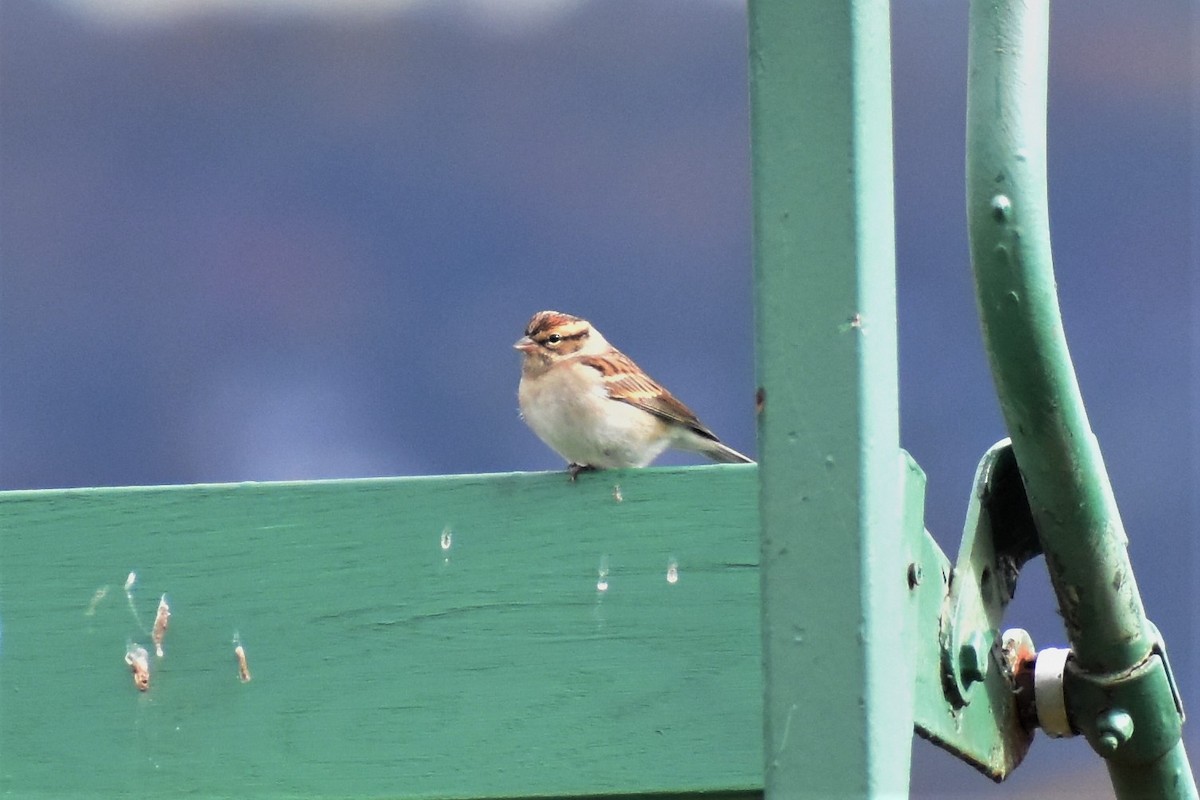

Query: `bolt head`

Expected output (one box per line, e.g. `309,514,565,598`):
991,194,1013,221
959,631,992,686
1094,708,1134,755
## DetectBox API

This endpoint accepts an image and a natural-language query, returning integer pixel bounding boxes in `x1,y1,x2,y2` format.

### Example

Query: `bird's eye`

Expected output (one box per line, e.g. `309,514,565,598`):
547,334,562,344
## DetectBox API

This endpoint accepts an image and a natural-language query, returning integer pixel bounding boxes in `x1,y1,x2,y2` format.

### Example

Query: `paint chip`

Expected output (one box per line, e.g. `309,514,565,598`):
233,636,252,683
152,595,170,658
85,586,109,616
125,643,150,692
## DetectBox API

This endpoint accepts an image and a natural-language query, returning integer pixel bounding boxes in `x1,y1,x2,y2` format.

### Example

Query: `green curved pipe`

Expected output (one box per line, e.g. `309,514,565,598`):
967,0,1145,674
966,1,1194,796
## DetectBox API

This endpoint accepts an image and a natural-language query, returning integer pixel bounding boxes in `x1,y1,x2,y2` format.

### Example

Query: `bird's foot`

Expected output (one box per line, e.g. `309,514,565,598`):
567,463,597,482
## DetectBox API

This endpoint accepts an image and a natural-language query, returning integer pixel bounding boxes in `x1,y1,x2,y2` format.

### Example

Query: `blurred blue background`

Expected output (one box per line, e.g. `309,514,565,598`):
1,0,1195,796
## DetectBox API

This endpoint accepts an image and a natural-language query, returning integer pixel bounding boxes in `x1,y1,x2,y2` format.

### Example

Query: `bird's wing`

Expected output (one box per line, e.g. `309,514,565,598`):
577,352,720,442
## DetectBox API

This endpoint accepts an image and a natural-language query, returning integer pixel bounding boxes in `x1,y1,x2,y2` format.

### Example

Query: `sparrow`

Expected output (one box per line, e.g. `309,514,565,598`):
514,310,753,478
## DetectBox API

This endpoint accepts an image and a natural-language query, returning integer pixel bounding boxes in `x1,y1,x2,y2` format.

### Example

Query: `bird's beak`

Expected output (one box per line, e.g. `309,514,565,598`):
513,336,538,353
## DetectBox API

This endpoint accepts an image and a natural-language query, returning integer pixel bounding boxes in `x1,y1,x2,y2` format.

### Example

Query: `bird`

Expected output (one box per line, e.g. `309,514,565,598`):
514,310,753,478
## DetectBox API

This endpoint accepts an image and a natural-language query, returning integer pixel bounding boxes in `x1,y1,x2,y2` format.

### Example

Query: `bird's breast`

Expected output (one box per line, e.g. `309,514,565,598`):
518,362,668,468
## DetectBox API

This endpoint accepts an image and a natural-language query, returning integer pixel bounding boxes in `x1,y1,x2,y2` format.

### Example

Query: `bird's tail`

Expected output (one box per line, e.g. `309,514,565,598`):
700,439,755,464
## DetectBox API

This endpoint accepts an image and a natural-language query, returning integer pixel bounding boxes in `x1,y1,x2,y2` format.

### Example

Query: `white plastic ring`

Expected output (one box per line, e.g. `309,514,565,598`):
1034,647,1074,738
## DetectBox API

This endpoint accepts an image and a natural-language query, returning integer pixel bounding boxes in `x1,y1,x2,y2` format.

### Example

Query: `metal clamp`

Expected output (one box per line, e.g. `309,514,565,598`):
1064,642,1184,764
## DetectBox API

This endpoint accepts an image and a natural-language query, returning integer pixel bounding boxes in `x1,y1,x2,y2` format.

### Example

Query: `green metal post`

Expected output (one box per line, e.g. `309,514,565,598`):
966,1,1195,796
750,1,912,797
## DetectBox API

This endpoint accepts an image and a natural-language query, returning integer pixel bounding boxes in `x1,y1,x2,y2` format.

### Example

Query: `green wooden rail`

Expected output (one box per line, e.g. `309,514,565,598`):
1,468,762,798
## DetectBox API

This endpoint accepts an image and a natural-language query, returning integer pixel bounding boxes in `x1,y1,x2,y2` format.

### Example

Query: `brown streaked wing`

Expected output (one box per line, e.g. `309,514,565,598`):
577,352,720,442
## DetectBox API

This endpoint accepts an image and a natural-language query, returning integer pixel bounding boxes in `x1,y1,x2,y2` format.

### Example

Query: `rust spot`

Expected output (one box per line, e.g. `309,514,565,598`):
1000,630,1038,730
125,644,150,692
755,386,765,415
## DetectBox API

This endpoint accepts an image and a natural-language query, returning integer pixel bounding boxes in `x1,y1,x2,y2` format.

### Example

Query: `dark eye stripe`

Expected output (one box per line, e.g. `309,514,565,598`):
539,329,586,344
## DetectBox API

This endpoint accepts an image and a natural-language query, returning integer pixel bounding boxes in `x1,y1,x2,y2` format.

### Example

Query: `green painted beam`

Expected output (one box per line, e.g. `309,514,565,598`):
749,1,912,797
0,466,762,799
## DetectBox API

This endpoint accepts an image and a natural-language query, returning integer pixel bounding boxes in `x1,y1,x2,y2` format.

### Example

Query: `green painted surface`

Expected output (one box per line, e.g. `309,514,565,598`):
0,466,762,799
966,0,1149,677
909,443,1035,780
966,0,1195,795
749,1,912,797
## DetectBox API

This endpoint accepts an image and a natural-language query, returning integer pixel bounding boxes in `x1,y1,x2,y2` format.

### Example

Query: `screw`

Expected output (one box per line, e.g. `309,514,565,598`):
991,194,1012,221
1095,709,1134,754
907,562,922,589
959,631,991,687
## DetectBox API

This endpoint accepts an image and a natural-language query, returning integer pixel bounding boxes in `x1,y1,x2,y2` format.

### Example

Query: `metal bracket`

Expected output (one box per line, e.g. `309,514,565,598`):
941,440,1041,708
907,440,1191,782
1063,624,1187,765
906,440,1041,780
1148,621,1187,725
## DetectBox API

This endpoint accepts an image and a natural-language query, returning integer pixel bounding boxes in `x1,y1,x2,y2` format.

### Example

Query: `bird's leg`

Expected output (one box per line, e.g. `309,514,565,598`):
567,463,597,481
